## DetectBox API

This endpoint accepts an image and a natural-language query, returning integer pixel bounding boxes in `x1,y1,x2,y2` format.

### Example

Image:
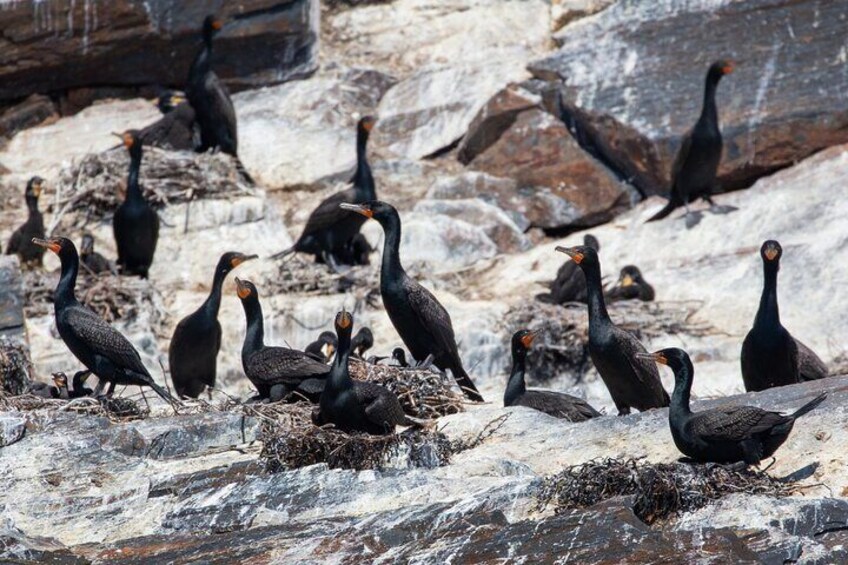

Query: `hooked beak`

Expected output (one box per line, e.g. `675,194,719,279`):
520,330,538,349
235,277,251,299
339,203,373,218
636,351,668,365
764,248,779,262
231,254,258,269
555,246,584,264
621,274,635,287
32,238,60,254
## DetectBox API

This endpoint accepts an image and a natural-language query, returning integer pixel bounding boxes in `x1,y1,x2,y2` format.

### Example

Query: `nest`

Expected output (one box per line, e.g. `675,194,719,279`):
22,270,169,333
350,358,466,419
0,338,33,395
264,257,379,298
253,402,452,472
537,458,796,525
51,146,257,229
0,394,147,422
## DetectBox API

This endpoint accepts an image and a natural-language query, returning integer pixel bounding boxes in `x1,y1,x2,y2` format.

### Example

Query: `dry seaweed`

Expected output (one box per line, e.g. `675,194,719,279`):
0,338,33,395
537,458,796,525
0,394,148,422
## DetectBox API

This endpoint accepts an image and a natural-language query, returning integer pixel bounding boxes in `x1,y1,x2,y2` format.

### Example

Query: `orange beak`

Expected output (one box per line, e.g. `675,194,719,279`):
339,203,374,218
556,246,584,264
32,238,61,254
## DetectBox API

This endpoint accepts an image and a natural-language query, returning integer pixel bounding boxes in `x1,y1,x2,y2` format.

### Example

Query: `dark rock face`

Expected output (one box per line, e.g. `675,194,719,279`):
0,95,58,139
530,0,848,196
0,0,319,102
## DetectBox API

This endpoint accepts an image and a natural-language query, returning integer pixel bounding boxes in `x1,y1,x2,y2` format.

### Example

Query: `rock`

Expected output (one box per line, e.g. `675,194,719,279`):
0,95,57,140
401,212,499,271
0,256,25,341
0,0,319,102
531,0,848,196
0,414,25,447
413,199,531,254
372,59,531,160
425,172,530,231
551,0,617,31
467,108,634,229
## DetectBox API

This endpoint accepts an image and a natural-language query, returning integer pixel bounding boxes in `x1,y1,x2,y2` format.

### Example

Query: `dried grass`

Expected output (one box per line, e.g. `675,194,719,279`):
537,458,796,525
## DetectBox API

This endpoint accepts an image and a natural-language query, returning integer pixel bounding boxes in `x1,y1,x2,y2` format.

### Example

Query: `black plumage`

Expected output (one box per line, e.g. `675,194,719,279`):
647,60,734,223
536,234,599,305
80,233,114,275
351,327,374,358
52,371,93,399
392,347,409,368
235,278,330,400
741,240,827,392
504,330,600,421
605,265,655,303
272,117,377,268
341,201,484,401
113,130,159,278
312,310,415,435
5,176,46,267
305,331,338,363
557,244,668,415
140,91,197,151
643,347,826,465
169,252,256,398
32,237,176,403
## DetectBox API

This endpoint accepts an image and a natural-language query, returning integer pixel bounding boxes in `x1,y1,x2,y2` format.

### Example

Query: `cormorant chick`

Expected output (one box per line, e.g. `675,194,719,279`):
80,233,115,275
351,327,374,358
605,265,655,303
140,91,197,151
305,331,338,363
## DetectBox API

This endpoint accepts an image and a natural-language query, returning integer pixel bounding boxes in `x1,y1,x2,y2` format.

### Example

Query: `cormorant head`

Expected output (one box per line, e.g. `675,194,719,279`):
638,347,693,380
80,233,95,255
317,331,338,358
234,277,258,302
217,251,258,278
511,329,538,360
358,115,376,136
25,176,44,201
334,309,354,340
157,91,187,114
52,372,68,389
392,347,407,366
113,130,143,157
353,327,374,353
708,59,735,82
583,234,600,252
339,200,398,226
618,265,644,287
202,15,224,41
760,240,782,264
555,244,600,270
32,236,77,262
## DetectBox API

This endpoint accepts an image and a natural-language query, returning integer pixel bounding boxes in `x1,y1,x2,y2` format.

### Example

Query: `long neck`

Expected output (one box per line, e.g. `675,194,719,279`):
242,298,265,354
670,362,694,418
203,268,227,317
504,350,527,406
584,262,611,324
328,329,353,391
754,263,780,328
126,147,143,202
55,250,79,307
380,212,405,279
353,130,374,196
26,195,39,216
700,74,719,126
191,33,212,78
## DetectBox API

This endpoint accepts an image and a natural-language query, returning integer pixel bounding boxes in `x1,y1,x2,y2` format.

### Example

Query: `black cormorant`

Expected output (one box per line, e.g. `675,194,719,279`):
113,130,159,278
605,265,655,303
305,331,338,363
351,327,374,358
80,233,114,275
557,244,669,414
536,234,599,305
169,252,256,398
140,91,197,151
392,347,409,368
5,176,46,268
32,237,176,403
341,201,484,401
642,347,826,464
504,330,601,421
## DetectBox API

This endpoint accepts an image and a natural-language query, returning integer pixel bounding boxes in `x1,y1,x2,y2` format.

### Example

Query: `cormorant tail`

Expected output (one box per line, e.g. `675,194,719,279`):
147,378,179,406
269,246,296,261
645,198,679,223
790,392,827,419
452,365,484,402
401,415,435,429
235,157,255,186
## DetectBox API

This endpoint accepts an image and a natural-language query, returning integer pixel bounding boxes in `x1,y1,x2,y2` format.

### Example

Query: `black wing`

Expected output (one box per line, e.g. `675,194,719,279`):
670,130,693,192
356,381,407,428
616,326,669,405
298,187,358,239
404,277,461,362
246,347,330,385
794,338,828,381
691,405,785,441
65,306,150,376
6,226,23,255
206,73,238,153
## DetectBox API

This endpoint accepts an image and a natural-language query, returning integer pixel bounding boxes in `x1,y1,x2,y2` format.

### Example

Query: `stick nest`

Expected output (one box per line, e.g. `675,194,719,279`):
0,338,33,396
537,458,796,525
51,147,257,229
0,394,148,422
264,256,379,298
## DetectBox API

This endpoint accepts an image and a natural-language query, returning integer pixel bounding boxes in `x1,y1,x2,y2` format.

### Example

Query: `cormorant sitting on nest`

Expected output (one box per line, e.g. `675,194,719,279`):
271,117,378,268
140,91,197,151
605,265,655,303
80,233,114,275
536,234,599,305
647,60,735,225
641,347,826,465
32,237,177,403
5,176,46,268
305,331,338,363
169,252,256,398
341,200,484,401
504,330,601,421
741,240,828,392
113,130,159,278
312,310,421,435
235,278,330,401
557,244,669,414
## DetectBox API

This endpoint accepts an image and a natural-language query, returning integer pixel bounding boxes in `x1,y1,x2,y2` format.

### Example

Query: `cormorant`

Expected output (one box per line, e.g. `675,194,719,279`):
5,176,46,268
80,233,114,275
169,252,256,398
741,240,828,392
647,60,735,223
140,91,197,151
341,201,484,401
351,327,374,358
113,130,159,278
392,347,409,368
557,244,669,414
32,237,176,403
235,278,330,400
536,234,599,305
504,330,601,421
272,117,377,268
305,331,338,363
605,265,655,303
51,372,93,399
312,310,418,435
641,347,826,465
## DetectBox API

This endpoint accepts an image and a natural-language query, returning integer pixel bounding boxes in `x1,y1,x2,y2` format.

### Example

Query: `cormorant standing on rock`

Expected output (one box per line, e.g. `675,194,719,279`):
605,265,655,303
641,347,826,465
305,331,338,363
80,233,114,275
536,234,599,305
272,117,378,268
5,176,46,268
351,327,374,358
647,60,735,224
169,252,256,398
32,237,176,403
557,244,668,414
140,91,197,151
312,310,419,435
341,201,484,401
113,130,159,279
741,240,828,392
235,278,330,400
504,330,601,421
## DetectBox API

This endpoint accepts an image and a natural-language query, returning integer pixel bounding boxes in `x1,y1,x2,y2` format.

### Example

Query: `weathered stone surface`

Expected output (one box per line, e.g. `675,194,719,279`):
0,0,319,102
401,212,499,271
468,108,633,229
0,94,57,140
413,199,531,255
551,0,617,31
0,257,25,341
531,0,848,196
